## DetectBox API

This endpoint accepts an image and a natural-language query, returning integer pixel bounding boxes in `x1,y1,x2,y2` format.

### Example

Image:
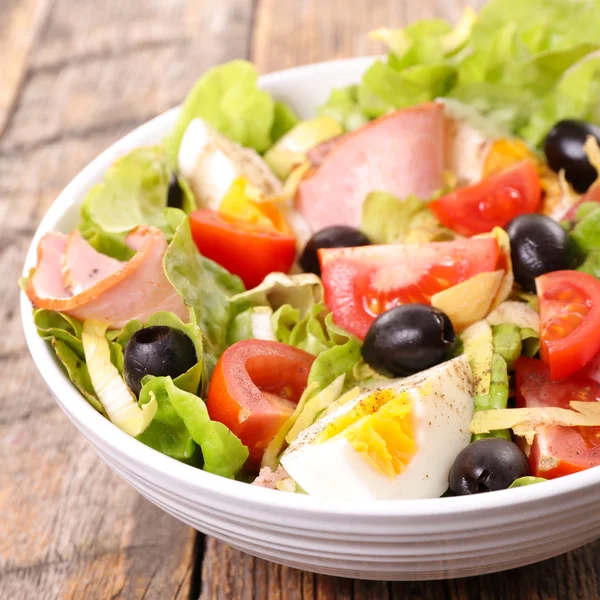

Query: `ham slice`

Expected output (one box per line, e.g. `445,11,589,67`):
30,233,71,299
295,102,445,231
27,226,188,328
306,135,345,167
61,231,125,295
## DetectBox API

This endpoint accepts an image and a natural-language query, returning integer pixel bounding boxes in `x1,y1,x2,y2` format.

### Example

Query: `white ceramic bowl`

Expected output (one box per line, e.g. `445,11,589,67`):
21,57,600,581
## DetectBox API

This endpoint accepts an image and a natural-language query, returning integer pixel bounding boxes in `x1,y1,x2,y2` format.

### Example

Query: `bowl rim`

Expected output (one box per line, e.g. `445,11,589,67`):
20,55,600,518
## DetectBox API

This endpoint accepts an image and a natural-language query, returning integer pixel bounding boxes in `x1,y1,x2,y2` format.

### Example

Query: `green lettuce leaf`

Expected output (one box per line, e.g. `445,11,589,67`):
163,210,244,378
164,60,276,163
508,476,547,488
79,204,136,261
307,314,363,392
285,374,347,443
570,203,600,254
447,82,534,133
521,54,600,145
34,310,124,415
34,309,84,357
317,85,369,131
472,353,511,441
136,376,197,461
578,250,600,279
371,9,476,64
270,101,300,143
361,192,426,244
261,381,319,470
229,272,323,318
520,327,540,357
359,60,456,118
317,1,600,146
164,377,248,478
81,146,194,236
51,338,106,416
492,323,522,370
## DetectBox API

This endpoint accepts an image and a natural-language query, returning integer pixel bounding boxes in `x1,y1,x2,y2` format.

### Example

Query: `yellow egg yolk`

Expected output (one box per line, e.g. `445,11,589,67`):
316,389,417,479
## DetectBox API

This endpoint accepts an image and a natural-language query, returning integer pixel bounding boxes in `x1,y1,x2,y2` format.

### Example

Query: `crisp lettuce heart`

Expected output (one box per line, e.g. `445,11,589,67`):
82,320,157,436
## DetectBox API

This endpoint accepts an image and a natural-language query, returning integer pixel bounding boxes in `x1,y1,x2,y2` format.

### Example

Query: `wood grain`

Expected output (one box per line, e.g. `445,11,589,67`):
0,0,50,137
0,1,252,599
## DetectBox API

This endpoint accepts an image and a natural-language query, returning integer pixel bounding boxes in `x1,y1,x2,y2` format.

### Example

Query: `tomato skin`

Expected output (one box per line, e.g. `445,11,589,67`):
206,340,315,470
536,270,600,380
515,356,600,478
319,237,499,339
429,161,541,236
189,209,296,289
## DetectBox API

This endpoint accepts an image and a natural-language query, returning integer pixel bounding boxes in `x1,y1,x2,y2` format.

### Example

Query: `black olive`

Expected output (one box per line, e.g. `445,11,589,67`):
448,438,531,495
361,304,456,377
124,326,197,396
167,174,184,209
299,226,371,276
544,119,600,193
505,214,568,292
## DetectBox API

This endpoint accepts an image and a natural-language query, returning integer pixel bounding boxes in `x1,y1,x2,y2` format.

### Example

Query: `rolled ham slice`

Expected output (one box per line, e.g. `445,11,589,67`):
27,226,188,328
296,102,445,231
30,232,71,300
61,231,125,295
306,135,345,167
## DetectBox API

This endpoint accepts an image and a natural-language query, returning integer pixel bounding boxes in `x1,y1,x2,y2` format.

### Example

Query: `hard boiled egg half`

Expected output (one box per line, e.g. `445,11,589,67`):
280,355,474,500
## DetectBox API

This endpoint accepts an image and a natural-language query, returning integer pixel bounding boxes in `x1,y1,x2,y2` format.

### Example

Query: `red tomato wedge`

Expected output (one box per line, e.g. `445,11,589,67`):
515,356,600,479
189,209,296,289
429,161,542,236
319,237,500,339
536,270,600,380
206,340,315,470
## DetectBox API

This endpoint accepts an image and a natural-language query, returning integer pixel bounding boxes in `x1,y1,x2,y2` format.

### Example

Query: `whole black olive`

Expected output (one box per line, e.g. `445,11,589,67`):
544,119,600,193
361,304,456,377
448,438,531,495
299,226,371,276
124,326,197,396
167,174,184,209
505,214,568,292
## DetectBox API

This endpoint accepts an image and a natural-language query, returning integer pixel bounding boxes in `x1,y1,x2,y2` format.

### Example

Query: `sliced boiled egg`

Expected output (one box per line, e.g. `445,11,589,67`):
177,118,282,210
280,355,474,500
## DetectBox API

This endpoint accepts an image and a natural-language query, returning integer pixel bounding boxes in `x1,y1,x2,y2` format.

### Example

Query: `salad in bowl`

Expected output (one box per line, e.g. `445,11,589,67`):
22,0,600,505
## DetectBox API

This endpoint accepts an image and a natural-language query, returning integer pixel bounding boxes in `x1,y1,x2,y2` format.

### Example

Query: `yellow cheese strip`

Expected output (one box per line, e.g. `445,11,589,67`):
431,270,504,332
470,401,600,444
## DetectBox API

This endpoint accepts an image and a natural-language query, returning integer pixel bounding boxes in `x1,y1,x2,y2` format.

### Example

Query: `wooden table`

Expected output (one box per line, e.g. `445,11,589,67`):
2,0,600,598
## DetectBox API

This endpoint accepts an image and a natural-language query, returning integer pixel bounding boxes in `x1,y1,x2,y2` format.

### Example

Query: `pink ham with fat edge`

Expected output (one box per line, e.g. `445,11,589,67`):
27,226,188,328
61,230,125,295
296,102,445,231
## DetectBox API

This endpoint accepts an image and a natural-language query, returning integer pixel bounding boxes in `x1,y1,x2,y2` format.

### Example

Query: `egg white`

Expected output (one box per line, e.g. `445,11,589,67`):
280,355,474,500
177,118,281,210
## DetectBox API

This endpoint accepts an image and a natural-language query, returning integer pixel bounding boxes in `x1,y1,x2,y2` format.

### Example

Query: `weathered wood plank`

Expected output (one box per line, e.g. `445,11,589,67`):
0,1,255,599
0,0,51,137
196,540,600,600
